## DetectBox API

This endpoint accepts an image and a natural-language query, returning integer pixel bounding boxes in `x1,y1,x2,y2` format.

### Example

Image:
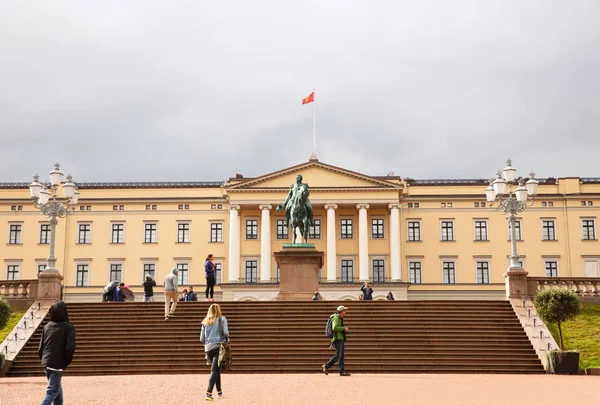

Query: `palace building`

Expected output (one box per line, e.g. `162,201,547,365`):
1,157,599,302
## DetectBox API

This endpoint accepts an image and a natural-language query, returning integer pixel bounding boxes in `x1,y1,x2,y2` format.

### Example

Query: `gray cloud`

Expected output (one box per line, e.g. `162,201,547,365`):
1,1,599,183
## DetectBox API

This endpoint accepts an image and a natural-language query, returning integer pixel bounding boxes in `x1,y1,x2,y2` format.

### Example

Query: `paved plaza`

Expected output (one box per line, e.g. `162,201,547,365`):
0,373,598,405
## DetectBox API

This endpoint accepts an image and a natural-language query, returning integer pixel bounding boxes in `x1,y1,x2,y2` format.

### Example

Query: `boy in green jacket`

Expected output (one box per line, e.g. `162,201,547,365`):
322,305,351,376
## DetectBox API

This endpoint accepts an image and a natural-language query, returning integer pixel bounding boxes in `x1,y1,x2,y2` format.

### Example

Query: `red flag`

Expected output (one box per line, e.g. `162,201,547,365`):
302,92,314,105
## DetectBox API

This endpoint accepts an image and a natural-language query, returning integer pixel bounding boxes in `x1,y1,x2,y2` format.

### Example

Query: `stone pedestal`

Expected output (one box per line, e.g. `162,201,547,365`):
504,268,529,299
274,246,324,301
37,270,64,301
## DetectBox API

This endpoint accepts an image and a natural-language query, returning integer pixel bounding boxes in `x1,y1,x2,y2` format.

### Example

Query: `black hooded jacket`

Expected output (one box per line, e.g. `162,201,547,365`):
38,301,76,370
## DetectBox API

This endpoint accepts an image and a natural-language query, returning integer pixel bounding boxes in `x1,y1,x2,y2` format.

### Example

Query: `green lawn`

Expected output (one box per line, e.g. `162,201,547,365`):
546,303,600,370
0,305,29,343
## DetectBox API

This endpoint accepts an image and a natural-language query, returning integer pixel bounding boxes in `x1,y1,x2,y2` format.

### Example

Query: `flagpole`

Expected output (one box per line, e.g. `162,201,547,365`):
313,89,316,153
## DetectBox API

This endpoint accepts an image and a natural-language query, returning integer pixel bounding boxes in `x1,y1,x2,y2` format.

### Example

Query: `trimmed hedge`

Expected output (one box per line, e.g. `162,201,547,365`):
0,299,11,330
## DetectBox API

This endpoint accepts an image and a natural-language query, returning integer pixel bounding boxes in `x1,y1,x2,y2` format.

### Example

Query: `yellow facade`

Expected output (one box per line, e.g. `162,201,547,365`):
0,159,598,301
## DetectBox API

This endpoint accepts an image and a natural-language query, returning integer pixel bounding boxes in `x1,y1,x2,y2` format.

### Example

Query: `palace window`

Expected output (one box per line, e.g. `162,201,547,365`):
143,263,156,279
442,261,456,284
341,259,354,283
309,219,321,239
177,223,190,243
409,262,422,284
177,263,189,285
246,220,258,240
215,262,222,284
582,219,596,240
111,224,125,243
545,261,558,277
7,264,20,280
144,223,157,243
276,219,289,240
245,260,258,283
9,224,22,244
39,224,51,244
408,221,421,242
109,264,122,282
38,264,46,274
508,220,522,241
210,223,223,243
372,259,385,282
476,261,490,284
474,221,488,241
441,221,454,241
341,219,353,239
371,219,384,239
542,220,556,241
76,264,89,287
78,224,91,244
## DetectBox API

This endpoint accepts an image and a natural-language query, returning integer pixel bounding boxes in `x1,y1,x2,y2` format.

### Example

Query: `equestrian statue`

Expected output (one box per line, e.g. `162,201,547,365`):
276,174,314,244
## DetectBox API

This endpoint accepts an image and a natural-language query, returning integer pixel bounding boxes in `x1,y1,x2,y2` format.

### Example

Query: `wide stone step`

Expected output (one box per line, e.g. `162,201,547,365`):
6,300,543,376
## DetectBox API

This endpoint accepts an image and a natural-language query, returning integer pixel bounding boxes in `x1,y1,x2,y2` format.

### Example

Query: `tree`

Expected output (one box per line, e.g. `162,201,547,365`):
0,299,11,330
534,289,581,350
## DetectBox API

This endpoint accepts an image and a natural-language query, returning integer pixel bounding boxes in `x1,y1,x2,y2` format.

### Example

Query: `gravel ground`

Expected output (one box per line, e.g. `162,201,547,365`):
0,373,598,405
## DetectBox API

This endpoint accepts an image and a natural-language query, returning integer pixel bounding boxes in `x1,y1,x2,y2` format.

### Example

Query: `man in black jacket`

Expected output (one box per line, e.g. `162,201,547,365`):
143,274,157,302
38,301,76,405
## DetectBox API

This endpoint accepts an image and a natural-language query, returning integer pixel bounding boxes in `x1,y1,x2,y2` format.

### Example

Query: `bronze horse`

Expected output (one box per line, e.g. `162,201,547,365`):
289,184,310,244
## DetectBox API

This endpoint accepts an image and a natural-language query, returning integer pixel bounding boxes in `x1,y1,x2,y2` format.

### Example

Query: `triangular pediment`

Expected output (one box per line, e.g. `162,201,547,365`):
227,161,402,191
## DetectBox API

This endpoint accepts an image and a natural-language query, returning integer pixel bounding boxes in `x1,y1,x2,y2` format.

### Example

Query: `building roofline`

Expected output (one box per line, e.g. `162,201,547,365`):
0,181,224,189
1,177,596,190
405,178,559,186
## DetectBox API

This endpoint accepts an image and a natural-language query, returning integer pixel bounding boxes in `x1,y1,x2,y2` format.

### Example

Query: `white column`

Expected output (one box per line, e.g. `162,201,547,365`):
227,205,241,283
325,203,338,282
389,204,401,281
259,204,272,282
357,203,370,281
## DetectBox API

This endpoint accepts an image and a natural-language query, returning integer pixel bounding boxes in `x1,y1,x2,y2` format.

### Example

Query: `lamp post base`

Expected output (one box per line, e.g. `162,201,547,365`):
37,270,64,301
503,267,528,299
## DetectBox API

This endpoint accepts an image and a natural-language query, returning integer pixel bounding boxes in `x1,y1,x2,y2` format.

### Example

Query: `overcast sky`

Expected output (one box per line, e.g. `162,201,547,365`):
1,1,599,182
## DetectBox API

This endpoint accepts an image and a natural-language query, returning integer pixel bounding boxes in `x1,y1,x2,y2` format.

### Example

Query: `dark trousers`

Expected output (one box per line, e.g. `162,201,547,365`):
206,348,221,393
325,340,345,374
41,369,63,405
206,276,215,299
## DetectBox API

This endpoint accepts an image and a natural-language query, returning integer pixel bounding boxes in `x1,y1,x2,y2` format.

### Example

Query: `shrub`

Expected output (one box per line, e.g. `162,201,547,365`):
534,289,581,350
0,300,11,330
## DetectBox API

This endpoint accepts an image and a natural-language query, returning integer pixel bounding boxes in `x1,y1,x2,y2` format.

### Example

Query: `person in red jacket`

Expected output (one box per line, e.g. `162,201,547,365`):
38,301,76,405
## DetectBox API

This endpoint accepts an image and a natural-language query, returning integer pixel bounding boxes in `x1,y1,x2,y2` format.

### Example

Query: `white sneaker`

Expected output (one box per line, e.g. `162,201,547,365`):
217,392,223,399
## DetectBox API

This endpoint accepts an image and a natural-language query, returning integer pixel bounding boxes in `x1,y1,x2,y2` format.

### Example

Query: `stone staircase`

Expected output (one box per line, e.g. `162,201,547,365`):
5,300,545,376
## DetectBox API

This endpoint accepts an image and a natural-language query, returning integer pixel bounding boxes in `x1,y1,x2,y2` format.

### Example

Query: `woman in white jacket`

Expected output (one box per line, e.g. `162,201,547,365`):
200,303,229,401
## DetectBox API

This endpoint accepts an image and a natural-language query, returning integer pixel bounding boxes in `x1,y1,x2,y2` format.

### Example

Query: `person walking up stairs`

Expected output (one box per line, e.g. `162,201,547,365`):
164,267,179,320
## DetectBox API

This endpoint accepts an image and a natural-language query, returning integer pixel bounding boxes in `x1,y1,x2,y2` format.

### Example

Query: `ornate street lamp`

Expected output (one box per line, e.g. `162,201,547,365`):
29,163,79,273
486,159,538,270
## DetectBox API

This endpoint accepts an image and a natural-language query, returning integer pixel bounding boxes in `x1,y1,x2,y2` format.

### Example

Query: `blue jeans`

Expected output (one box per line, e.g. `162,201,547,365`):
41,369,63,405
325,340,345,374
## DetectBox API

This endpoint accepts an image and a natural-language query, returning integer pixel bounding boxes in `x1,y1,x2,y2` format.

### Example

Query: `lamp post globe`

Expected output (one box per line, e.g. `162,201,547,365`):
30,163,79,274
486,159,536,272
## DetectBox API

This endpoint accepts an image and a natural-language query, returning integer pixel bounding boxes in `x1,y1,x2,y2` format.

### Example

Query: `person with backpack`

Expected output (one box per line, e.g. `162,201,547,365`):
322,305,351,376
38,301,76,405
200,303,229,401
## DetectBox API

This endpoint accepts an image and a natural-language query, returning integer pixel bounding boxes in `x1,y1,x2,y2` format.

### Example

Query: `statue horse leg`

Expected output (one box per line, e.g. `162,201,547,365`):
303,218,309,242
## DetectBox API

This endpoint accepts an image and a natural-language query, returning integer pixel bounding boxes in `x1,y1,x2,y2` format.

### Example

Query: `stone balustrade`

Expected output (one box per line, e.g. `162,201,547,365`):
0,280,38,301
527,277,600,298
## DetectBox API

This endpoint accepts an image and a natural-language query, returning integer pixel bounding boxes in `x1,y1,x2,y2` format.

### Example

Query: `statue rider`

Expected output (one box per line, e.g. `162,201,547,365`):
276,174,314,227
